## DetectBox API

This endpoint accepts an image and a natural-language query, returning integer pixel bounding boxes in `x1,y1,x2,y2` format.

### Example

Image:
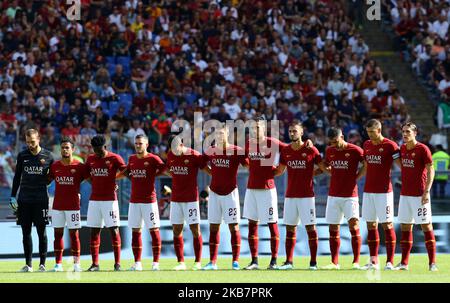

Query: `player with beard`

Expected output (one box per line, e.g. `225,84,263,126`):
10,129,54,272
202,125,248,270
274,122,322,270
48,137,87,272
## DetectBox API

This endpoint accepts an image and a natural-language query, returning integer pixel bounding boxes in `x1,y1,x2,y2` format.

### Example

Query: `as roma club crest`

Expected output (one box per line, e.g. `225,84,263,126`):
302,153,307,158
184,159,189,164
40,159,45,164
412,153,416,157
105,160,111,165
379,148,384,152
144,162,149,166
345,153,350,157
70,169,76,174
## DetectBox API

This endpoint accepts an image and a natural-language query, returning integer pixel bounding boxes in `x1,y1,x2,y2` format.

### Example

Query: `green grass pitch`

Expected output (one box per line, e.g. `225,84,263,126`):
0,255,449,283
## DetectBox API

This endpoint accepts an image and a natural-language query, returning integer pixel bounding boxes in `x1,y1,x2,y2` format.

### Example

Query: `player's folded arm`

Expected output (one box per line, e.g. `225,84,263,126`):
273,164,286,177
317,161,331,175
356,161,368,180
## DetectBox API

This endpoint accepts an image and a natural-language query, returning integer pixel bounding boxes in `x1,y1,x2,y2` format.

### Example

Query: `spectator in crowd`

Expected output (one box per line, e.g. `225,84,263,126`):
0,0,409,174
126,119,145,148
80,118,97,138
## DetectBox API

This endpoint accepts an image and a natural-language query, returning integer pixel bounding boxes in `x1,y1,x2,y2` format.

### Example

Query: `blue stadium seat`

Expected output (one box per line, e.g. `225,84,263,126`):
62,102,70,114
185,93,198,105
117,56,131,67
109,101,119,116
101,101,109,111
107,63,116,77
118,93,133,105
117,56,131,76
164,100,174,113
106,56,116,65
120,100,132,115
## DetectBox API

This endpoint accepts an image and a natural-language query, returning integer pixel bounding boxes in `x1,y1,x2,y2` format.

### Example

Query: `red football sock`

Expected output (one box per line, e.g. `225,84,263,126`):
400,230,413,265
54,229,64,264
367,228,380,262
307,229,318,264
384,227,396,264
230,229,241,262
90,230,101,265
110,228,121,265
131,231,142,262
285,230,296,263
150,229,161,263
268,223,279,260
248,221,258,260
329,230,340,265
209,229,220,263
424,230,436,265
193,234,203,263
69,230,80,262
173,235,184,262
350,228,361,264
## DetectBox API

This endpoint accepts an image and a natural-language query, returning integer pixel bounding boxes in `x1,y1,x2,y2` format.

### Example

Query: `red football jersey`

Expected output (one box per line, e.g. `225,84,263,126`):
128,153,166,203
49,160,87,210
86,151,127,201
167,148,206,202
363,138,400,193
246,137,287,189
325,143,364,197
400,142,433,196
280,144,322,198
204,145,248,195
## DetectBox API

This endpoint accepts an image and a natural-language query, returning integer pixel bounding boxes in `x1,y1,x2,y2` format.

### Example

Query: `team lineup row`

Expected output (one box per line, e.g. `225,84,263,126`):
9,118,437,273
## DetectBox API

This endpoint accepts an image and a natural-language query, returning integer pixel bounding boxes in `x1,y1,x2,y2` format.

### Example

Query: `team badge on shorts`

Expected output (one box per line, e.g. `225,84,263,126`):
379,148,384,152
345,153,350,157
40,159,46,164
71,169,76,174
144,162,149,166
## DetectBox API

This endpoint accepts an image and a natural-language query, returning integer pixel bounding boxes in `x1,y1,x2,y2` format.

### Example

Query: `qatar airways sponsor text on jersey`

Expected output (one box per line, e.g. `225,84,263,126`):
363,138,400,193
325,143,364,197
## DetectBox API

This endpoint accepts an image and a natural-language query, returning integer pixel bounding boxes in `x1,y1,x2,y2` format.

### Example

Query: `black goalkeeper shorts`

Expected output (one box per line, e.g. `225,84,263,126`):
17,201,49,226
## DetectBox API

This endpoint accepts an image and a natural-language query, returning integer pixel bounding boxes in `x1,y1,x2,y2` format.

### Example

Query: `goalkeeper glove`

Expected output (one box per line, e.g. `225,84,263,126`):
9,197,18,215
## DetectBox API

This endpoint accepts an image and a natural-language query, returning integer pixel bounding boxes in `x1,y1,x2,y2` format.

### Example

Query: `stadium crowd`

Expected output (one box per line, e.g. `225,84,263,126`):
0,0,412,181
383,0,450,132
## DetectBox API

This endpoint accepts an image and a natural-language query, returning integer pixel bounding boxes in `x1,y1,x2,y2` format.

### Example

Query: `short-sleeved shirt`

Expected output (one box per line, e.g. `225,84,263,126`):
49,160,87,210
167,148,206,202
128,153,165,203
280,144,322,198
204,145,248,195
246,137,287,189
86,152,127,201
400,142,433,196
363,138,400,193
325,143,364,197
